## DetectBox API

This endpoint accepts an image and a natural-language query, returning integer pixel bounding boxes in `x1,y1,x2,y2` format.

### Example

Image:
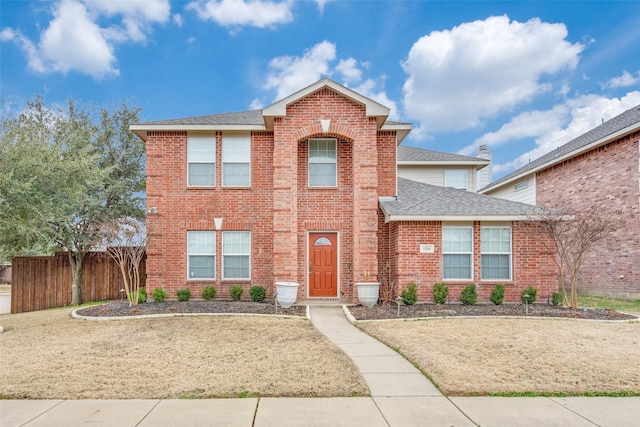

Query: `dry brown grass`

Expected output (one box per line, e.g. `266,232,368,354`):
358,317,640,396
0,308,368,399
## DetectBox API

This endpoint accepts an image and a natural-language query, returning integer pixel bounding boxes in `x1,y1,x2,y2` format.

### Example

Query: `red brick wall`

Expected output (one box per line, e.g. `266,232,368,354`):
387,221,557,303
145,87,397,301
536,132,640,298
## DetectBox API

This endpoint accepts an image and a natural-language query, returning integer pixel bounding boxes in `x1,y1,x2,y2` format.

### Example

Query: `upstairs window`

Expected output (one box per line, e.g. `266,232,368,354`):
187,231,215,279
442,226,473,280
309,138,337,187
222,134,251,187
444,169,468,190
187,137,216,187
481,227,512,280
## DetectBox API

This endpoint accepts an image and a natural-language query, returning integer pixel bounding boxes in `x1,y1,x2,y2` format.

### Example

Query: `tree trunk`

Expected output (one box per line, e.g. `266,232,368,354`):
69,252,85,306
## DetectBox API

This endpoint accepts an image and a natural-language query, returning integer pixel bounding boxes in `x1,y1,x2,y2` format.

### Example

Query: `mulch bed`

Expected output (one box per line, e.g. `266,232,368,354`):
348,302,637,321
74,300,637,321
75,300,307,318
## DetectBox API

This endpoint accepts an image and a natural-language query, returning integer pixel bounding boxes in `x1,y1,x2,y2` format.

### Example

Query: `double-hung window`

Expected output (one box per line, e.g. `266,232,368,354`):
187,137,215,186
481,227,512,280
442,226,473,280
444,169,468,190
222,134,251,187
309,138,337,187
187,231,215,279
222,231,250,279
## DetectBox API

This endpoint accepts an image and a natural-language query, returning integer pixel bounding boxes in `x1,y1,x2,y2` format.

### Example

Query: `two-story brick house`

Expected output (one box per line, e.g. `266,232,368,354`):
132,78,557,303
481,105,640,298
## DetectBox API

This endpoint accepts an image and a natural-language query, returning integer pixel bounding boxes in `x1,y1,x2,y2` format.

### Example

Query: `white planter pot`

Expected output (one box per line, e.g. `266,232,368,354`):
275,282,299,308
356,282,380,308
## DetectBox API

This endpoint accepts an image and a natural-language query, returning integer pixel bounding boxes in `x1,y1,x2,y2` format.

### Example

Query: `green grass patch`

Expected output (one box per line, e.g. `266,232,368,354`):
577,294,640,313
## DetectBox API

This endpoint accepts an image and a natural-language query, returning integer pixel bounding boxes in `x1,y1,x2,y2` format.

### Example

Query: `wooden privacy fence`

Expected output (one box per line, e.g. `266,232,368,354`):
11,251,146,314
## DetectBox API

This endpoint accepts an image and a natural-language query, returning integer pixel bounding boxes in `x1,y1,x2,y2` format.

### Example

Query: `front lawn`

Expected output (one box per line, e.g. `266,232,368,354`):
577,294,640,315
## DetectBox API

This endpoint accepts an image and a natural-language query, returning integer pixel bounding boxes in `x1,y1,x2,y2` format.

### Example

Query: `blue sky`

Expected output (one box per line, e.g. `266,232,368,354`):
2,0,640,180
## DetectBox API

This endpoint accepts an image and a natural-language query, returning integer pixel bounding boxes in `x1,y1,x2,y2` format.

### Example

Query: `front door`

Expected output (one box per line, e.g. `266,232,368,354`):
308,233,338,297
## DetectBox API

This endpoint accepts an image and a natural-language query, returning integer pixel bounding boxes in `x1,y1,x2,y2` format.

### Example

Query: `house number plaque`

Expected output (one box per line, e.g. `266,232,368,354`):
419,244,435,254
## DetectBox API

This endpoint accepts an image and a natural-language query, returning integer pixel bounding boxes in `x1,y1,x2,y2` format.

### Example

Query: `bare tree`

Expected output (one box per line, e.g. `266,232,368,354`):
532,205,620,309
101,218,147,306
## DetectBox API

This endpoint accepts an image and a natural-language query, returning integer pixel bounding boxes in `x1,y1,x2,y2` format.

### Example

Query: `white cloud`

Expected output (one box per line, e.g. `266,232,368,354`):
1,0,170,79
336,58,362,83
187,0,293,28
173,14,184,27
263,40,337,100
402,15,584,136
315,0,331,13
604,70,640,89
458,106,568,156
255,41,398,119
492,91,640,175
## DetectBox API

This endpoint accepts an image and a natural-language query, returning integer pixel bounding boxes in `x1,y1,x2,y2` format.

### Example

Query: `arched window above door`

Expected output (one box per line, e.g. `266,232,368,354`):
314,237,332,246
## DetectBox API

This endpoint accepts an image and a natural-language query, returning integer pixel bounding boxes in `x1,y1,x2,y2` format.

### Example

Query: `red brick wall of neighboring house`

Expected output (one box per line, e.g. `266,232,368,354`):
144,87,397,302
387,221,557,303
536,132,640,298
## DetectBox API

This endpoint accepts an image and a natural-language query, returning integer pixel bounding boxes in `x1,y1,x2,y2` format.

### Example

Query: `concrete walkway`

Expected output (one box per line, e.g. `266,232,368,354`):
2,305,640,426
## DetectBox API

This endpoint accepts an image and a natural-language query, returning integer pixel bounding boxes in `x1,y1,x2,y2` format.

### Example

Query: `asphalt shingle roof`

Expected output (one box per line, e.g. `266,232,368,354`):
140,110,264,126
380,178,542,219
482,104,640,191
397,146,487,163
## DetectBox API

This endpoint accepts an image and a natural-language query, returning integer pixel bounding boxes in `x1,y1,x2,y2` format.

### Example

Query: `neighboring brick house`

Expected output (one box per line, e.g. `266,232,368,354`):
481,105,640,298
131,78,556,303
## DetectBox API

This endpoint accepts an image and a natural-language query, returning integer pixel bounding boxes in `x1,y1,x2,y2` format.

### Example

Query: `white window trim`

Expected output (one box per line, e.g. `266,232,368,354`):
222,231,251,280
187,231,216,280
222,134,251,187
187,136,216,187
308,138,337,188
442,225,474,281
480,226,512,281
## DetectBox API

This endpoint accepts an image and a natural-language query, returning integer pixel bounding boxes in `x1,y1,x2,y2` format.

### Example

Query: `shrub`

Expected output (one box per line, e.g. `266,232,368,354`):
521,285,537,304
136,288,147,304
401,282,418,305
152,288,167,303
432,282,448,304
460,284,477,305
249,286,266,302
551,291,563,306
177,288,191,302
229,285,243,301
202,286,217,301
490,284,505,305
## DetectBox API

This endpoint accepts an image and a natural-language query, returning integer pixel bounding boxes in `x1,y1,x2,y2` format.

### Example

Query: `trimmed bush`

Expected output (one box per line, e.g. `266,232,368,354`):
551,291,563,306
490,284,505,305
401,282,418,305
460,284,477,305
152,288,167,303
136,288,147,304
177,288,191,302
521,285,537,304
433,282,448,304
230,285,243,301
202,286,217,301
249,285,266,302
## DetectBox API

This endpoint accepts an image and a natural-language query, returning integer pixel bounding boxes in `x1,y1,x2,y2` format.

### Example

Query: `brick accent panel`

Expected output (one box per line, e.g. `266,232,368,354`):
385,220,557,303
536,132,640,298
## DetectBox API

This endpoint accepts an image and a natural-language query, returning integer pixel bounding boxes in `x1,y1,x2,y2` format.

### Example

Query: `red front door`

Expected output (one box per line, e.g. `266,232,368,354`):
309,233,338,297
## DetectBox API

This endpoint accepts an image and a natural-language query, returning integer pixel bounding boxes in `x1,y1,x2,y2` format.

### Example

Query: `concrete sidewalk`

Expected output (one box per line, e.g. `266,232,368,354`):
3,396,640,426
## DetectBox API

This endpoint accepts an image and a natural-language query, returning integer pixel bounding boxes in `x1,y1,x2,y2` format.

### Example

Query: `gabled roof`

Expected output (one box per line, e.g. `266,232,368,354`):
380,178,542,222
480,104,640,193
131,78,411,143
398,146,489,168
